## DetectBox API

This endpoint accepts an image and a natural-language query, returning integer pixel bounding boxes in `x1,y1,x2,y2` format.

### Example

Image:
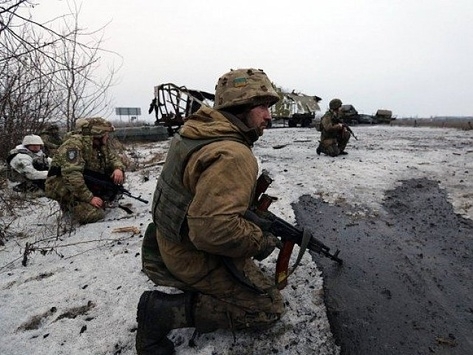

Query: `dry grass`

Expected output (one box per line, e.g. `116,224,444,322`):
391,118,473,130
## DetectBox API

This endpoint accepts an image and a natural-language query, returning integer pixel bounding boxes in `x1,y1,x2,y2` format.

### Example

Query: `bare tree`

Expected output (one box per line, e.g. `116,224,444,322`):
48,1,120,130
0,0,120,160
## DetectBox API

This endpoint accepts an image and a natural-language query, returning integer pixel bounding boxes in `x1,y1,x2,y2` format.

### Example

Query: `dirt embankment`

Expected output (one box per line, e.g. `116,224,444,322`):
293,178,473,355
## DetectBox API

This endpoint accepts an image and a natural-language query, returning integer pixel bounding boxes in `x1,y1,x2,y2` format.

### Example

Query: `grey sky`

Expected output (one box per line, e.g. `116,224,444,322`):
32,0,473,119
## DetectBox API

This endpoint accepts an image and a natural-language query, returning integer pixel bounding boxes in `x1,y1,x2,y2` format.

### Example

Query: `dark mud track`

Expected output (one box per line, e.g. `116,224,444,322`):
293,178,473,355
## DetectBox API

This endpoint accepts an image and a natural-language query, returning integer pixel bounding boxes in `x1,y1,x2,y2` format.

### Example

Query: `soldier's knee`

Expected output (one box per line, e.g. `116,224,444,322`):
326,145,340,156
234,289,285,330
74,203,105,224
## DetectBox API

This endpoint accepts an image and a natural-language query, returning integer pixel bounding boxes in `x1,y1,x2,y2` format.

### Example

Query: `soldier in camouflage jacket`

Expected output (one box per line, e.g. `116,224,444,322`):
45,117,125,224
317,98,351,156
136,69,285,355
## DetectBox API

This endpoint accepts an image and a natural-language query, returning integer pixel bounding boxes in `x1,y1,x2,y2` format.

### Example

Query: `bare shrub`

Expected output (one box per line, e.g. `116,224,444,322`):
0,0,121,160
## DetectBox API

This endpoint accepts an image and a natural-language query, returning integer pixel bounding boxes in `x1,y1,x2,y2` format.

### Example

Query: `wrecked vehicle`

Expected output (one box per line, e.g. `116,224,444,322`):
373,109,394,124
340,105,395,125
271,91,322,127
356,114,375,124
340,104,359,124
148,83,215,136
148,83,323,133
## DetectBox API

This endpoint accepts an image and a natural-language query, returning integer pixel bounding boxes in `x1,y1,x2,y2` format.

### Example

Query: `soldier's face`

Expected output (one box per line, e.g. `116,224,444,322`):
246,103,272,136
93,133,109,147
26,144,42,153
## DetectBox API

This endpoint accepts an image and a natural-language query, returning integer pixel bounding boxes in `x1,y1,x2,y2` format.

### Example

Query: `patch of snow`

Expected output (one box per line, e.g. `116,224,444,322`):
0,125,471,354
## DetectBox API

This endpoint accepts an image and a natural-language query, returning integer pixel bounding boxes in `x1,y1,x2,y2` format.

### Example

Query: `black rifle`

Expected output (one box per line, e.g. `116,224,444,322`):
244,209,342,264
342,123,358,140
83,169,148,204
244,207,342,289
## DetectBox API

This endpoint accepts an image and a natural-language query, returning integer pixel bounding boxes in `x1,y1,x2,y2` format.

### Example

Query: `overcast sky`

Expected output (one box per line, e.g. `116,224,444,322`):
30,0,473,120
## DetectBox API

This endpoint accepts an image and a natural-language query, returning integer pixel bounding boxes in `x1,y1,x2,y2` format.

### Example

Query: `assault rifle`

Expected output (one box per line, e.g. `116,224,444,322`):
342,123,358,140
83,169,149,204
246,172,342,289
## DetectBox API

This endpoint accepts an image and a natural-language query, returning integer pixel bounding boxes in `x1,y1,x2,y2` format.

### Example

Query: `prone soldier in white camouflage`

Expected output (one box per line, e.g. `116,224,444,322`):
45,117,125,224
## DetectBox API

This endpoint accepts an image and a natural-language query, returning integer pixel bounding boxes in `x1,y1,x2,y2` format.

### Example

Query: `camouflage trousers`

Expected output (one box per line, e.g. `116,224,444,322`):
320,130,351,156
45,177,105,224
141,223,284,331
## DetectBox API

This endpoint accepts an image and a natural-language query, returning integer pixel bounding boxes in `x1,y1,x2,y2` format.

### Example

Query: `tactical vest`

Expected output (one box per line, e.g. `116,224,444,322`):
152,134,248,243
6,148,50,182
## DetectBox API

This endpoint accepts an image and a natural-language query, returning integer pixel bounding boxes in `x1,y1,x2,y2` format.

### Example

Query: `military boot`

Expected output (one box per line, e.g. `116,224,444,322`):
136,290,194,355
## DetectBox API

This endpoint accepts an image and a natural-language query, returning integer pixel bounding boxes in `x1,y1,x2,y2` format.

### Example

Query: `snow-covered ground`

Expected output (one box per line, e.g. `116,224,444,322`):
0,125,471,355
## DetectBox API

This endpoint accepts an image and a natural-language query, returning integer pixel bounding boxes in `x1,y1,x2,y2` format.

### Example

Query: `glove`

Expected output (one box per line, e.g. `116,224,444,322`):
254,232,282,261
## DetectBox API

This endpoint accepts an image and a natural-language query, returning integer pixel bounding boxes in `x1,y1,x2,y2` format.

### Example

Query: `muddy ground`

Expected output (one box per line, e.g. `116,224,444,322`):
293,178,473,355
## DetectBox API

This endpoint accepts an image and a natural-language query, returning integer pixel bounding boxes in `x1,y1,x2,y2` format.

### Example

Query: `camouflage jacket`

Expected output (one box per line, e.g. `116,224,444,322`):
47,134,125,202
320,110,342,140
154,106,267,287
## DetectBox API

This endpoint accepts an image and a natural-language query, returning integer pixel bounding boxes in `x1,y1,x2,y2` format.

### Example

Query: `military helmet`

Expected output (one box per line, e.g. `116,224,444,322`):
214,68,280,110
46,123,59,132
22,134,44,146
81,117,115,136
329,98,343,110
74,118,89,131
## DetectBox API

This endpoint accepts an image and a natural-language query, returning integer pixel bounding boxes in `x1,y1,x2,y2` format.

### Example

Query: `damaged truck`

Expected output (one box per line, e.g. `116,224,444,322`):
148,83,322,135
148,83,215,136
271,91,322,127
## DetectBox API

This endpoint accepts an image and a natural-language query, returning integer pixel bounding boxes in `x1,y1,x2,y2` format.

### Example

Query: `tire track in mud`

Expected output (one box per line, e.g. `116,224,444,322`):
293,178,473,355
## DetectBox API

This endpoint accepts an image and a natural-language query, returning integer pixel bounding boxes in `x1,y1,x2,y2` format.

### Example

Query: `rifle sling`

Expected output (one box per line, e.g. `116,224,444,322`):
276,228,312,289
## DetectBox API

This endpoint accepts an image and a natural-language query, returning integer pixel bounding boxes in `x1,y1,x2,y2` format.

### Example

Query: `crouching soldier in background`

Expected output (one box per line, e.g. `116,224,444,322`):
45,117,125,224
136,68,285,354
7,134,52,194
316,98,351,156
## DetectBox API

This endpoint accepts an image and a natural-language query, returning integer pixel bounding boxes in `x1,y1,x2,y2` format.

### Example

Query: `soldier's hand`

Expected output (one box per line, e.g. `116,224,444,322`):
111,169,124,185
90,196,104,208
254,232,282,261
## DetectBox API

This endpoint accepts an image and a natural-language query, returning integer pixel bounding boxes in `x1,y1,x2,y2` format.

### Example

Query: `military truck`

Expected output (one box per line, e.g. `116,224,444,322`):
373,109,394,124
271,91,322,127
340,104,359,124
148,83,215,136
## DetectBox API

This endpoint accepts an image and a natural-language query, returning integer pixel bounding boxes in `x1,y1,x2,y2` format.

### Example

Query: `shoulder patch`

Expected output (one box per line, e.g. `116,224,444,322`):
66,148,79,163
